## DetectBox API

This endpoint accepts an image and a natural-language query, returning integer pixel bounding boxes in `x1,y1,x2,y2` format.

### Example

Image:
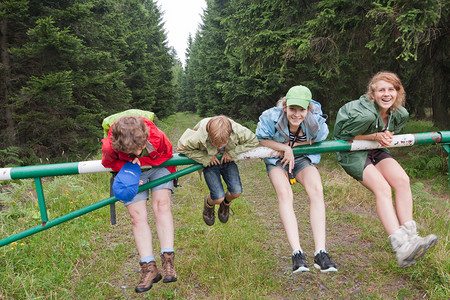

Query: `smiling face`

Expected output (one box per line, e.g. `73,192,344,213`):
366,72,405,113
371,80,398,113
284,105,308,129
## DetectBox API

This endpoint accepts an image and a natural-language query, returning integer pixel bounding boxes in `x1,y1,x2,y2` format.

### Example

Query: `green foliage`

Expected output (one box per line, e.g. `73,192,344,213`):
0,0,29,20
0,147,23,167
365,0,449,127
2,0,449,167
402,149,446,179
402,119,439,133
1,0,175,164
184,0,449,127
367,0,443,61
392,119,447,180
0,146,40,167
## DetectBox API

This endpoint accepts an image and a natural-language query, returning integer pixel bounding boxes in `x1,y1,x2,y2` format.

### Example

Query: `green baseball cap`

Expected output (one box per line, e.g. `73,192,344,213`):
285,85,312,108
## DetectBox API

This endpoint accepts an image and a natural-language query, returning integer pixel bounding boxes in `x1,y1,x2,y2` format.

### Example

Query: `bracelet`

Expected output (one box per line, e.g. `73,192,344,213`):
374,133,377,141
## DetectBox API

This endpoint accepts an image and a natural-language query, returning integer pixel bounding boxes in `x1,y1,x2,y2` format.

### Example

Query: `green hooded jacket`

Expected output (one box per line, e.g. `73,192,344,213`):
333,95,409,180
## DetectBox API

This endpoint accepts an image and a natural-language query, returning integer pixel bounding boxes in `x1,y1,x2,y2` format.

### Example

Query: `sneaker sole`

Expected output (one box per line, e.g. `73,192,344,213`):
163,277,178,283
135,273,162,293
401,241,428,268
293,266,310,273
401,260,416,268
314,264,337,273
405,236,438,262
402,235,438,267
424,235,438,251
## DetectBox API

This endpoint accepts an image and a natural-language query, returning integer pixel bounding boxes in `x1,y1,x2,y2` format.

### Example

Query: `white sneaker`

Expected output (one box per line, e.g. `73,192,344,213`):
389,226,426,268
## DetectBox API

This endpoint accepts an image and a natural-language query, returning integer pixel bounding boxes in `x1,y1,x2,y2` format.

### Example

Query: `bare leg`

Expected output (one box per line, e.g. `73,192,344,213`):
360,164,400,235
268,167,301,252
127,200,153,258
151,189,174,250
209,191,240,205
296,166,326,252
375,158,413,225
226,190,240,202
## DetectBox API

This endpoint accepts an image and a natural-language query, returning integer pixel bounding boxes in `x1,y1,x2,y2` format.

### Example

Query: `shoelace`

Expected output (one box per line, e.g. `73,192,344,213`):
140,264,155,283
163,256,175,275
293,251,306,260
317,252,331,265
229,206,235,216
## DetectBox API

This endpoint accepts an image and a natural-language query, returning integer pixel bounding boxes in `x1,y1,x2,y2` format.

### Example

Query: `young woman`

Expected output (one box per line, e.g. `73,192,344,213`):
256,85,337,273
333,71,438,268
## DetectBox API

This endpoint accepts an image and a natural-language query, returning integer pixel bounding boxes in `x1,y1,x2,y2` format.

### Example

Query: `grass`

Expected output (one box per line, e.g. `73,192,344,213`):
0,112,449,299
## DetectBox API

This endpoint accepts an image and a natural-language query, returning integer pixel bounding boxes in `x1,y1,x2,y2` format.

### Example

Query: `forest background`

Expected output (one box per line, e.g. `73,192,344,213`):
0,1,449,298
1,0,449,165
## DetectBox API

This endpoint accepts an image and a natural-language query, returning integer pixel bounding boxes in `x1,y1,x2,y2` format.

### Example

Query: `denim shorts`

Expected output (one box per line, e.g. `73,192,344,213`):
265,155,314,177
203,161,242,201
123,167,174,207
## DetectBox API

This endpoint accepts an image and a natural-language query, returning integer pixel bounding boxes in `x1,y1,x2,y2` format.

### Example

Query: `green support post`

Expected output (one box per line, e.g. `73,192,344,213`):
0,164,203,248
1,131,449,248
34,178,49,225
438,131,450,189
441,143,450,189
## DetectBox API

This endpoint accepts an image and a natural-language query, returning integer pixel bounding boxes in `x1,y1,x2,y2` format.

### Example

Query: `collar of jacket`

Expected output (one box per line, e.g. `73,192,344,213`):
360,95,393,131
274,108,318,141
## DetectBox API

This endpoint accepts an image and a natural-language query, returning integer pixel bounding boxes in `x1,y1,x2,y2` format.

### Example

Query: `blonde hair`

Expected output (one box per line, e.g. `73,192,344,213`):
111,116,149,153
206,116,232,147
277,97,311,110
366,71,406,111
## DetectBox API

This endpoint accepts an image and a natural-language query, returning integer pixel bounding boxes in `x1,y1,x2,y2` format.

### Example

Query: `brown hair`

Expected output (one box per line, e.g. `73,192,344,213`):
111,116,149,153
366,71,406,111
206,116,232,147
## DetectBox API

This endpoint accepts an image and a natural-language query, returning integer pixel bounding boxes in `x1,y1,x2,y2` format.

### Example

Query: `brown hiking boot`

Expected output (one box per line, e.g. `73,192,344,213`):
218,200,231,223
161,252,178,283
203,195,215,226
135,261,162,293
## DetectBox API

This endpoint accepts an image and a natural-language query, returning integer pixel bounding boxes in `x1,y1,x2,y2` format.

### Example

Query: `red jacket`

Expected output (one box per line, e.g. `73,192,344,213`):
101,117,176,173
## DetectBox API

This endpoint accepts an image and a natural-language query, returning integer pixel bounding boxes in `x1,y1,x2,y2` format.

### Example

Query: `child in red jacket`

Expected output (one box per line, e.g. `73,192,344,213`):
101,115,176,293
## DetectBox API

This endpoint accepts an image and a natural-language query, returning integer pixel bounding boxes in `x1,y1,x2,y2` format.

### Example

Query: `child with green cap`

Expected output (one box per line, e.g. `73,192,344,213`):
255,85,337,273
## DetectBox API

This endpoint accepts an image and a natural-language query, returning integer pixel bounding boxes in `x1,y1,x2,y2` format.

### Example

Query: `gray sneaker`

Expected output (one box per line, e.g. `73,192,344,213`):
389,226,427,268
402,220,438,266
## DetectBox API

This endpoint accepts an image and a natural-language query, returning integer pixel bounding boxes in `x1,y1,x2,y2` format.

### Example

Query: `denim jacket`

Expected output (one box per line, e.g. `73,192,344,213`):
255,100,329,165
